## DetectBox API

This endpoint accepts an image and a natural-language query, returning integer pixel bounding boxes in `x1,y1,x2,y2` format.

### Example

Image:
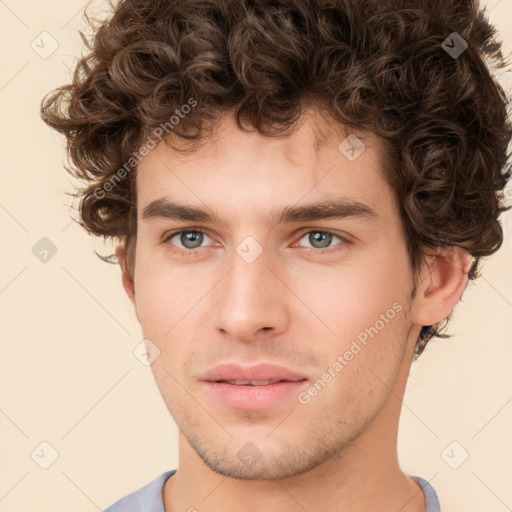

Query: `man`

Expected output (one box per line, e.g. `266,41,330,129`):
40,0,511,510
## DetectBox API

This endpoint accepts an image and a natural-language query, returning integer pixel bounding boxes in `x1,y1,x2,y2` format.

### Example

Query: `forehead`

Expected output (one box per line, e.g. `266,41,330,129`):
135,109,398,223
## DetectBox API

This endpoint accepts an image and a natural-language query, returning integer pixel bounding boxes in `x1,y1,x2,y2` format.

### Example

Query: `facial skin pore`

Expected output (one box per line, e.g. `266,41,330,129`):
117,108,471,512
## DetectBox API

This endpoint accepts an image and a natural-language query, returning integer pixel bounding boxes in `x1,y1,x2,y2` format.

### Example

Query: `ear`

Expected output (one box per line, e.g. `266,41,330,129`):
411,246,472,327
115,245,140,323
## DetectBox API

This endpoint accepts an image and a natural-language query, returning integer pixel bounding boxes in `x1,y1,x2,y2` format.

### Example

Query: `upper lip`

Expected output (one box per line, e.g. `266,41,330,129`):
200,363,308,382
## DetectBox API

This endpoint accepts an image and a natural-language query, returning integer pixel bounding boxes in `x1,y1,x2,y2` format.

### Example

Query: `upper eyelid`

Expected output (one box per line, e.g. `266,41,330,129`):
296,228,346,239
164,228,214,242
164,228,348,246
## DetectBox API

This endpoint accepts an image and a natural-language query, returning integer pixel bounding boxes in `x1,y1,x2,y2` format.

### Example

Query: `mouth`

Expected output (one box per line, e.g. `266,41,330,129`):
200,362,309,409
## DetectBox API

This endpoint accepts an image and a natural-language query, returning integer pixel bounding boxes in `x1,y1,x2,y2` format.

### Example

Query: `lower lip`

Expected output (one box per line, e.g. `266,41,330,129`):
202,380,308,410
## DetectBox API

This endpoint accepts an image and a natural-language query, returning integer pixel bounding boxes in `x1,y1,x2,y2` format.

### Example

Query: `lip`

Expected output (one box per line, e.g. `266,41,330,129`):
200,362,308,383
200,363,309,410
203,381,308,409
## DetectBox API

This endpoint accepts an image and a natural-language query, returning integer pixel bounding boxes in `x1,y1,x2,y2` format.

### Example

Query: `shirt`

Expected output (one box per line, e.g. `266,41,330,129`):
103,470,441,512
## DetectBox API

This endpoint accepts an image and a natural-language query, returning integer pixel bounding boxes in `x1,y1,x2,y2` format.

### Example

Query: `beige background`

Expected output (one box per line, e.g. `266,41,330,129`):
0,0,511,510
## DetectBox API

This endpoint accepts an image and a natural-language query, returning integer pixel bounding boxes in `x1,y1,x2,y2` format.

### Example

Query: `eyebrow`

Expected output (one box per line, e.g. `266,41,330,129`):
141,197,378,227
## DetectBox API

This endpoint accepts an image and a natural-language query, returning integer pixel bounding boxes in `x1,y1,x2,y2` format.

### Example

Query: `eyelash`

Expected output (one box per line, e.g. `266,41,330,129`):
161,229,351,257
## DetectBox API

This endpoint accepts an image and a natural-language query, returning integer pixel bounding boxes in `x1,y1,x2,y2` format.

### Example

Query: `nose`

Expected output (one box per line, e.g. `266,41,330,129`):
212,245,289,343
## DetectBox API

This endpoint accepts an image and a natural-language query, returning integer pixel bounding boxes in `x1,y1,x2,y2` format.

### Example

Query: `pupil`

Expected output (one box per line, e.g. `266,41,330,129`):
182,231,202,249
310,232,331,249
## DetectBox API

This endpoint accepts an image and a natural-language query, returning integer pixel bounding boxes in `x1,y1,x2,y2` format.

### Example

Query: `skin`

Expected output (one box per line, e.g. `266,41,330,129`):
117,107,471,512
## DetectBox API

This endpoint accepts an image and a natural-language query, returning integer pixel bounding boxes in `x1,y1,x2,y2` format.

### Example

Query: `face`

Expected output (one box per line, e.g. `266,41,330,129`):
129,109,418,480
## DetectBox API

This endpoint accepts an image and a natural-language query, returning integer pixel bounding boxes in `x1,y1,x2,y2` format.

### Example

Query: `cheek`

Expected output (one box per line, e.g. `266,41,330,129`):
292,260,409,349
297,269,411,416
133,249,193,337
133,250,222,357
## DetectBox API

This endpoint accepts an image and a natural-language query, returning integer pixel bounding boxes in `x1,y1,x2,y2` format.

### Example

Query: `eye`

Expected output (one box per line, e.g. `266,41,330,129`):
296,230,348,253
164,230,213,252
162,228,350,257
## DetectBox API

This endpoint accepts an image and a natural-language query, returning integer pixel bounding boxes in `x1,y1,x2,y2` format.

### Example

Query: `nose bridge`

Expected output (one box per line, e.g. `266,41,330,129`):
212,240,288,341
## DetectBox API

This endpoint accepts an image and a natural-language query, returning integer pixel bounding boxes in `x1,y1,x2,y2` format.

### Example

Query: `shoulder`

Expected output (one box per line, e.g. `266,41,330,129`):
103,469,177,512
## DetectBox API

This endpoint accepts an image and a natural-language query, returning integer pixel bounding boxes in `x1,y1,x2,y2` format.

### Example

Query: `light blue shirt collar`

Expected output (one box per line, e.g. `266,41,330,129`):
104,470,441,512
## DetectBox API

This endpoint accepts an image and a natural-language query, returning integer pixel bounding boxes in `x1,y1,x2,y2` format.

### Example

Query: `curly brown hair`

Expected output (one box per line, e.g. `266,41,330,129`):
40,0,512,358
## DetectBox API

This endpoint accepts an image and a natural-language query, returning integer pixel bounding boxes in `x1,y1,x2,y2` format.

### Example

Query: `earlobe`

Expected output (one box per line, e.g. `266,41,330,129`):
412,247,472,327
